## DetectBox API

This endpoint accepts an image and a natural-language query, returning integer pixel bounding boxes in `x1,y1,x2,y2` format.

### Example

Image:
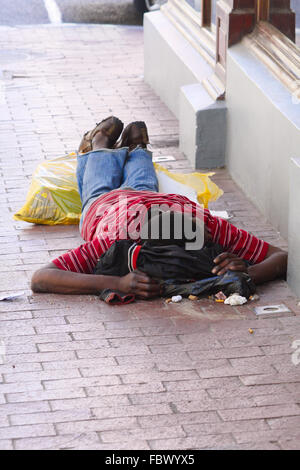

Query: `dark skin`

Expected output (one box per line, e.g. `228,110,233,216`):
31,131,287,298
211,244,287,285
31,133,163,299
31,243,287,299
31,264,161,299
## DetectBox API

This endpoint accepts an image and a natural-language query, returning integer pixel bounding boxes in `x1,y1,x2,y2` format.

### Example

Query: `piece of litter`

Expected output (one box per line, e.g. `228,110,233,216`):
153,155,175,163
165,298,172,304
215,291,227,301
210,210,231,220
188,295,198,301
171,295,182,303
249,294,260,301
224,293,247,306
0,292,25,301
215,299,224,303
248,328,254,334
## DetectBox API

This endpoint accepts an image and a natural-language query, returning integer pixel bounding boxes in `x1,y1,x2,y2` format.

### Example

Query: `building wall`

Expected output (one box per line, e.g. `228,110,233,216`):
144,11,212,119
144,11,226,168
226,42,300,239
144,10,300,241
288,157,300,297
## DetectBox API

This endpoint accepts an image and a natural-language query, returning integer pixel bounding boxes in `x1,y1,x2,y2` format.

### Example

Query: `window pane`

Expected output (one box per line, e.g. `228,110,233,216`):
184,0,202,12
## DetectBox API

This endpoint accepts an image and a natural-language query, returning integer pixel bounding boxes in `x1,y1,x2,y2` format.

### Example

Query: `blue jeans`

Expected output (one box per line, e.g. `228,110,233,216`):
76,147,159,227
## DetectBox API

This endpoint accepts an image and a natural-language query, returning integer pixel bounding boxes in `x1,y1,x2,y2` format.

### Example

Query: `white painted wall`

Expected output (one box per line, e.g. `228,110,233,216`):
144,11,226,168
288,157,300,297
144,11,212,118
226,43,300,239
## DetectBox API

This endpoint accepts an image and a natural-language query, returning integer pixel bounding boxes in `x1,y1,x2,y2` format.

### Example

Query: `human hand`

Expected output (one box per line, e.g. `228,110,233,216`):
212,252,248,276
118,270,161,299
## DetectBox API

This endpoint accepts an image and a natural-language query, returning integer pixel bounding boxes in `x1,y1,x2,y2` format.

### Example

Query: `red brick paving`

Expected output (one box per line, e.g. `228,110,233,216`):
0,24,299,450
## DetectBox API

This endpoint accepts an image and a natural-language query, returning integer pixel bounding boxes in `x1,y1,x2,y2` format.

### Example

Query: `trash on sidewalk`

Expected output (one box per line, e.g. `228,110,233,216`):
0,292,25,301
154,162,223,208
171,295,182,303
165,295,183,304
214,291,227,302
224,293,248,306
152,155,175,163
188,295,198,301
14,153,223,226
14,153,82,225
210,210,231,220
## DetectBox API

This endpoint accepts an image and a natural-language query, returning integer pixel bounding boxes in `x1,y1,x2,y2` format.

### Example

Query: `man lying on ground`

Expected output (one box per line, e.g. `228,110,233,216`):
31,117,287,299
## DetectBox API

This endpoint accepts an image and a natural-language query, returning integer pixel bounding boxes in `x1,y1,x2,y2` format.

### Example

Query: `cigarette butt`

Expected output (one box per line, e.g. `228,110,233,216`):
165,298,172,304
188,295,198,301
248,328,254,334
215,299,224,303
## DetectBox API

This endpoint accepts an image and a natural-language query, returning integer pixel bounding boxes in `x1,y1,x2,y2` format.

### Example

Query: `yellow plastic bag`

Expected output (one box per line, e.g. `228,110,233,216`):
14,153,81,225
154,163,223,208
14,154,223,225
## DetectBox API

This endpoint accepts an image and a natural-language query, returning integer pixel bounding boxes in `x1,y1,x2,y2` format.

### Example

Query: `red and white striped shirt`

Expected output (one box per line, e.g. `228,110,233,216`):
52,190,269,273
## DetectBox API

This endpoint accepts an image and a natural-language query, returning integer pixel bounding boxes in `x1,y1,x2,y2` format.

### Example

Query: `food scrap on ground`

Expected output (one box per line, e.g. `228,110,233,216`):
188,295,198,301
249,294,260,301
224,293,248,306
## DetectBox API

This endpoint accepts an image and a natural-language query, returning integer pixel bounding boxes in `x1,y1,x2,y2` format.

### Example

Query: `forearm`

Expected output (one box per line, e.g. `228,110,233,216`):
31,266,120,295
248,251,288,285
212,244,288,286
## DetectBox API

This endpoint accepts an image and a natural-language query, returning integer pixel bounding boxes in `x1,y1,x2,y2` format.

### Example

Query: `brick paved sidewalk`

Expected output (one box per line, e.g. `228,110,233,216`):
0,24,299,451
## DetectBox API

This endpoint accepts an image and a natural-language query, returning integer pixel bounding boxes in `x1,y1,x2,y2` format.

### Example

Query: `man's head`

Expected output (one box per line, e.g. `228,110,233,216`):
140,210,204,250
